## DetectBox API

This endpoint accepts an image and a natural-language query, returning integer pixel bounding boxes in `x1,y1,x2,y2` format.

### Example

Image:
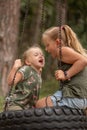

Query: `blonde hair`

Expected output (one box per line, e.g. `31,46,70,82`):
42,25,87,57
22,45,43,64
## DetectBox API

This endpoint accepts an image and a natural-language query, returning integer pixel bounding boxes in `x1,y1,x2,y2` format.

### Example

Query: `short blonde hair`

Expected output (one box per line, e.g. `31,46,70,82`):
42,25,87,57
22,45,44,64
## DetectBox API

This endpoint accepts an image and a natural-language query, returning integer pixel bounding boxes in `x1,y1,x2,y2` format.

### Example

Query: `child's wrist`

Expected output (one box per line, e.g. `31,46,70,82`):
64,71,71,81
13,66,19,70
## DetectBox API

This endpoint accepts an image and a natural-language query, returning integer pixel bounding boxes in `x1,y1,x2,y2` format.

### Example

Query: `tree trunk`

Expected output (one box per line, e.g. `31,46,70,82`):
31,0,44,44
0,0,20,96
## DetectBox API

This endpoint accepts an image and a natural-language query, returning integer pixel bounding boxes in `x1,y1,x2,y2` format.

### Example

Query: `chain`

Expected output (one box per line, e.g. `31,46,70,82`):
38,0,45,45
3,69,18,111
56,0,63,89
57,0,62,69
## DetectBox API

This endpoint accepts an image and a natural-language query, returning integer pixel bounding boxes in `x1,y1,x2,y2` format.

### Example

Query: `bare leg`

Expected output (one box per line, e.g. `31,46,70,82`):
36,96,53,108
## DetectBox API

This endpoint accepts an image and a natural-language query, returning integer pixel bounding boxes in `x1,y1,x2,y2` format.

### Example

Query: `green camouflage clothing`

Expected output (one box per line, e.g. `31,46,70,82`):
8,65,42,110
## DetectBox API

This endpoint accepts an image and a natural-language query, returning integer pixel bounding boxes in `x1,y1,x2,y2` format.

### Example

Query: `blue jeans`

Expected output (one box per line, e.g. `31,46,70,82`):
51,90,87,109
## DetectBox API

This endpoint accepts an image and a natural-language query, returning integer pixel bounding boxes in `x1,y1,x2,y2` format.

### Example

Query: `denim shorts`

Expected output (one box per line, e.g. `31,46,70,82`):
51,90,87,109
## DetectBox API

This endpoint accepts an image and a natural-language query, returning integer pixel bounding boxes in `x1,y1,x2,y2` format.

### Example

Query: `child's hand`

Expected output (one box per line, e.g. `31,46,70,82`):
55,70,66,81
13,59,22,69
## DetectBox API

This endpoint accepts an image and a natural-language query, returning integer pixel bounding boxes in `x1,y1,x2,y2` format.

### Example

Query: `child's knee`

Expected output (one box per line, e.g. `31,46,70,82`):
36,98,46,108
36,97,53,108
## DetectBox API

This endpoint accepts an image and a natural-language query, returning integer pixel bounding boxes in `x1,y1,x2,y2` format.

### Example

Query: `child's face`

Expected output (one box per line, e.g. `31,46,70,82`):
26,48,45,70
43,35,58,58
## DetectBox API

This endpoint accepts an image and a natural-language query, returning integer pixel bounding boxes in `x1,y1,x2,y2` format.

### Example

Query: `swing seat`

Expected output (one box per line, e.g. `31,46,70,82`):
0,106,87,130
84,108,87,115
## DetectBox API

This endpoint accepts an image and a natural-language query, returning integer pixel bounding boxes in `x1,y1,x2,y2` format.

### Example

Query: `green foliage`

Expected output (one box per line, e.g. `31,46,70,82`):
40,78,59,98
68,0,87,50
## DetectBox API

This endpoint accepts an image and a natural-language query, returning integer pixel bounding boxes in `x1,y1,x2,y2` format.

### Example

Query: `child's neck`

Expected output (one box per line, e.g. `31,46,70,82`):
31,65,41,75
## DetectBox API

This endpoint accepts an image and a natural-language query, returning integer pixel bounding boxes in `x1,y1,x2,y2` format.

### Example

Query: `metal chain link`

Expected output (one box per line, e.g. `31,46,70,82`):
57,0,63,69
56,0,64,89
38,0,45,45
4,69,18,111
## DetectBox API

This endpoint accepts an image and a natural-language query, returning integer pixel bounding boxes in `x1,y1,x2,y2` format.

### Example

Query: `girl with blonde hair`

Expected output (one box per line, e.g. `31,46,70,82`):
36,25,87,109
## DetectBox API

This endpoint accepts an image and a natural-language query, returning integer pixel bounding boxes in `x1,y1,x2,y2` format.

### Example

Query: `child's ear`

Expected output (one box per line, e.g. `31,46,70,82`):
25,60,31,65
56,39,60,45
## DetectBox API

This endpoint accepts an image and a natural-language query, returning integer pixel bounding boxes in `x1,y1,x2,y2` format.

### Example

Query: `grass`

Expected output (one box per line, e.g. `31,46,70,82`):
0,78,59,112
40,78,59,98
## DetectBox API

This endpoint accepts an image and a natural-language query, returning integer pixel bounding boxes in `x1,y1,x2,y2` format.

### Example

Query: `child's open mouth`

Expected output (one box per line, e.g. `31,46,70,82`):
39,59,43,64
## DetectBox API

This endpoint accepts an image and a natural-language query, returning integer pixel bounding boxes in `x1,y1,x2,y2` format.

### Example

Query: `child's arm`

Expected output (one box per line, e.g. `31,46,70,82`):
55,47,87,81
7,59,22,86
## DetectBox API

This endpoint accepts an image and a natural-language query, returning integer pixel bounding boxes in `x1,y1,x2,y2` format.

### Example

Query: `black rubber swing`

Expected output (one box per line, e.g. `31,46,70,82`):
0,0,87,130
0,106,87,130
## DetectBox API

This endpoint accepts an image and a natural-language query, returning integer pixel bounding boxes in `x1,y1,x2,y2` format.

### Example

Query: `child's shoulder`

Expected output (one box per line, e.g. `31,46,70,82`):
19,65,32,72
61,46,77,54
